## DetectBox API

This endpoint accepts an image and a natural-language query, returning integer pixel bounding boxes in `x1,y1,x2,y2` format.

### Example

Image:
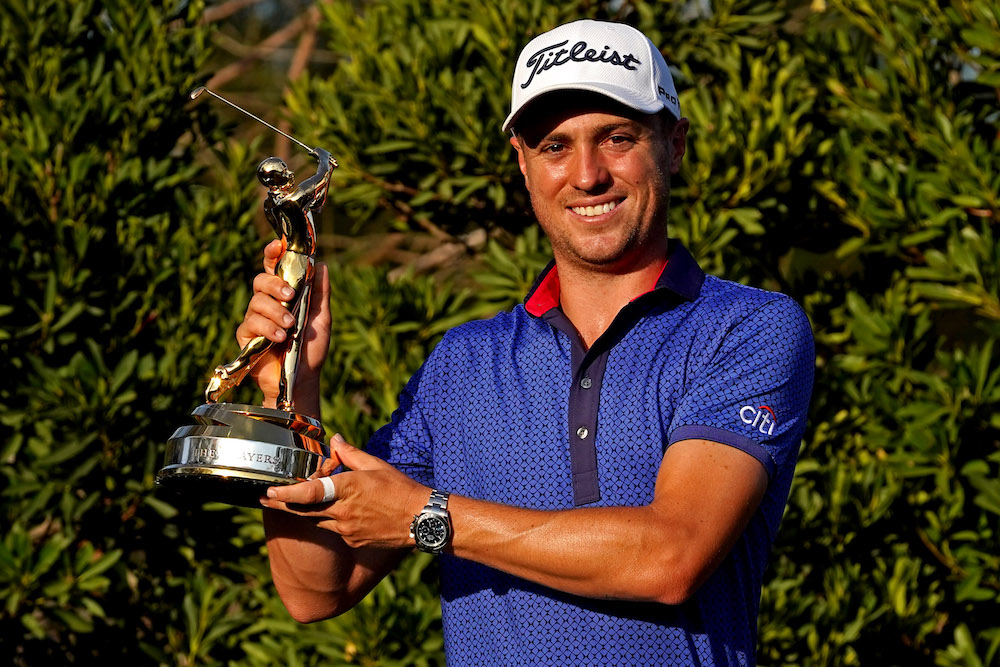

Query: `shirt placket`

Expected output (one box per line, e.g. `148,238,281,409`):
567,343,610,505
524,243,705,508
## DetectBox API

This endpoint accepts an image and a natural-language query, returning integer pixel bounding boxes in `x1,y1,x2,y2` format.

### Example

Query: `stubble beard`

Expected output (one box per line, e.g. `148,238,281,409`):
533,186,672,273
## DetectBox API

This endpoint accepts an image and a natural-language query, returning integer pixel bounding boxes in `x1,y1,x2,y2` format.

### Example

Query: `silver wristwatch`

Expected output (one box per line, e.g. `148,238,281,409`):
409,489,452,554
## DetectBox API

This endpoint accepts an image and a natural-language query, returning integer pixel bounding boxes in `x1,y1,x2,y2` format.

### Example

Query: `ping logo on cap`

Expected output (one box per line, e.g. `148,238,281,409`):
520,40,643,90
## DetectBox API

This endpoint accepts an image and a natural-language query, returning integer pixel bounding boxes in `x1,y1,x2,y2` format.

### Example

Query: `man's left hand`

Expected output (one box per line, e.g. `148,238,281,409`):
260,434,428,550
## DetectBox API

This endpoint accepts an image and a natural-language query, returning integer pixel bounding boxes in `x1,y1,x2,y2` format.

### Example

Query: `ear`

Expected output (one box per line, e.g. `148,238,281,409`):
509,134,528,178
668,118,689,175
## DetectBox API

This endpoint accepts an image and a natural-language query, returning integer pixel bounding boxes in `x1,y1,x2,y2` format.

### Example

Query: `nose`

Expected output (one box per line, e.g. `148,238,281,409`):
568,147,610,192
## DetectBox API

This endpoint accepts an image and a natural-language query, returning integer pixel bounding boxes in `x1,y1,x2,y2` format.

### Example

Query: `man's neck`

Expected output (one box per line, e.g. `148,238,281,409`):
556,253,666,349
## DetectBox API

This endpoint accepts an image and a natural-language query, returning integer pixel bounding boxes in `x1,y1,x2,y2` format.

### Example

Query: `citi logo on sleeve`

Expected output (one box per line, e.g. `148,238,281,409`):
740,405,777,436
520,40,642,89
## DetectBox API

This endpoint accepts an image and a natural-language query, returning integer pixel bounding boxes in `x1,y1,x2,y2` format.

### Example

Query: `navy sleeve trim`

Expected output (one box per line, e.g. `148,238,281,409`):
667,424,775,478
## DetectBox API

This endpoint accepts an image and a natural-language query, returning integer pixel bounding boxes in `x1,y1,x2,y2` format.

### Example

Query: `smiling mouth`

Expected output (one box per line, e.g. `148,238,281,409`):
570,200,621,218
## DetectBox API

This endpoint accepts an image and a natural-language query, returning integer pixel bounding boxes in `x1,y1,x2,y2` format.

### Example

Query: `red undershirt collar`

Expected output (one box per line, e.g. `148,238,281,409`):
525,259,669,317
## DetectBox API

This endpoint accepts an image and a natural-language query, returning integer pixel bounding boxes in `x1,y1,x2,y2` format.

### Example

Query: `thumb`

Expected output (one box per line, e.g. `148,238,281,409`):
263,239,283,275
310,262,331,325
330,433,380,471
302,262,331,371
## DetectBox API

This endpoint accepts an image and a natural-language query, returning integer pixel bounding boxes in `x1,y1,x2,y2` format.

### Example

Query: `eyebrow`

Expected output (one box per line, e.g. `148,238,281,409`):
595,121,641,135
541,121,644,144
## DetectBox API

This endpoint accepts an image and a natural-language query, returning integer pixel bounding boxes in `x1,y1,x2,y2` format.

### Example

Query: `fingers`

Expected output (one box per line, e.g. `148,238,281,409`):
238,272,295,345
260,433,389,506
253,272,296,304
260,477,339,520
260,498,337,522
258,438,359,511
260,446,427,550
267,477,332,506
329,433,383,472
236,291,295,347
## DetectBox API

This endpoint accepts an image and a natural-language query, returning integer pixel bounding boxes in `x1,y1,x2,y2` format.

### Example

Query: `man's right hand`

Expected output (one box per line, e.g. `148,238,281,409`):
237,239,331,416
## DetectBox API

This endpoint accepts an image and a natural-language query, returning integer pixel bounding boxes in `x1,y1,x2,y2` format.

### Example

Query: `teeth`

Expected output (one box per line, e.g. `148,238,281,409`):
572,201,618,217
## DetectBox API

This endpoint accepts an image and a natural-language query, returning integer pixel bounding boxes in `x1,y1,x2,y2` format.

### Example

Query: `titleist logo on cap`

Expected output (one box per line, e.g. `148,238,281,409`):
520,40,643,90
501,20,680,132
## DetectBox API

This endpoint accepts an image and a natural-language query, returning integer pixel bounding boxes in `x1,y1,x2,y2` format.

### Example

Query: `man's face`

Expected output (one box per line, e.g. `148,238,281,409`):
510,94,688,274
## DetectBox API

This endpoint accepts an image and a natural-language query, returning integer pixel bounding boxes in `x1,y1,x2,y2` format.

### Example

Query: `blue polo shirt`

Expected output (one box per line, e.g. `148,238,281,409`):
368,241,814,666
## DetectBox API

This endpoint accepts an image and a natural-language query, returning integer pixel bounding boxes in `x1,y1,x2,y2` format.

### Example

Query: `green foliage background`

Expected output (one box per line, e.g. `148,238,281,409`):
2,0,998,664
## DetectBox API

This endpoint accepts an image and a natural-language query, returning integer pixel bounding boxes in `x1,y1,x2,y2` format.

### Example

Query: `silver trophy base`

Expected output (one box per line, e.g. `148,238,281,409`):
157,403,333,508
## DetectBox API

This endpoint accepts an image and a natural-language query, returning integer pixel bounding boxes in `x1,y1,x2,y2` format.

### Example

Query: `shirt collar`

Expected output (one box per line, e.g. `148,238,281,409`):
524,240,706,317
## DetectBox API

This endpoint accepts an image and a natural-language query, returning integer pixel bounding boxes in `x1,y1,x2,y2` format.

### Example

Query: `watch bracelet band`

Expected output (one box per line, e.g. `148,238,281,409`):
426,489,449,511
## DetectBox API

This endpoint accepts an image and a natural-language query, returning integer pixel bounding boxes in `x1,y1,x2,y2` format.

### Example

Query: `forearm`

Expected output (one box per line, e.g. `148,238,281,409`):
448,498,696,604
264,510,360,620
258,441,765,611
447,441,767,605
263,510,404,621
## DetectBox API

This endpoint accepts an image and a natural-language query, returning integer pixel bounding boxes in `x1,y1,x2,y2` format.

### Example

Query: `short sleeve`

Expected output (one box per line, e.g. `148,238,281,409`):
667,296,814,480
365,342,446,488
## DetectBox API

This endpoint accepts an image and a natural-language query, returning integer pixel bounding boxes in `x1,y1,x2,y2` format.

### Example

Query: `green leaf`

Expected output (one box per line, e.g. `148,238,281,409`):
77,549,121,582
960,27,1000,52
21,613,46,639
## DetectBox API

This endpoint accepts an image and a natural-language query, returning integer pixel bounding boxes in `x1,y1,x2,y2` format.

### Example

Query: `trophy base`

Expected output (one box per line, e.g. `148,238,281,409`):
156,466,296,508
157,403,333,509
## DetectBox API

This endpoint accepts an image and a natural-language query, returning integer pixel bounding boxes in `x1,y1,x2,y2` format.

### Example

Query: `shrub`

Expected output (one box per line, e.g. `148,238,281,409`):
2,0,997,663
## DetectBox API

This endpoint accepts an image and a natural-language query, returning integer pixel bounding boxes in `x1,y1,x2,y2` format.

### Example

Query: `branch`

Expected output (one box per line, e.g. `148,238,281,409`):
201,0,263,24
274,6,320,159
206,9,314,90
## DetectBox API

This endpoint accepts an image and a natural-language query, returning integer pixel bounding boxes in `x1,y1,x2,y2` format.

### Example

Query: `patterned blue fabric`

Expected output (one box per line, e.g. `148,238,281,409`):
368,242,814,666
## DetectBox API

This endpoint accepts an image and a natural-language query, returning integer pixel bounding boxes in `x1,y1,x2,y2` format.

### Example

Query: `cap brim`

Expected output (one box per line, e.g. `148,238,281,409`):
502,83,669,133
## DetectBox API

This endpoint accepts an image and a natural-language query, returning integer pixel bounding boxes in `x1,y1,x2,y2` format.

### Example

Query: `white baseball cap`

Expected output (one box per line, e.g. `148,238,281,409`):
502,19,681,133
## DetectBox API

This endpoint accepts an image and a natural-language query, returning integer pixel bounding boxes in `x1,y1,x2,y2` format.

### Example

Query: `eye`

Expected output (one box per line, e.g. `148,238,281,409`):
541,142,565,154
607,134,633,146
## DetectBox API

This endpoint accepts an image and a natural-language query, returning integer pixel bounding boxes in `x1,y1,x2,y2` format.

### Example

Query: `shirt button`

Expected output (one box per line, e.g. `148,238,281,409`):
576,426,589,439
580,377,593,389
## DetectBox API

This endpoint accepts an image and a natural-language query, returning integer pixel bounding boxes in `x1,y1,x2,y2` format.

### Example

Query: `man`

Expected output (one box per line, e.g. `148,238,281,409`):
244,19,814,666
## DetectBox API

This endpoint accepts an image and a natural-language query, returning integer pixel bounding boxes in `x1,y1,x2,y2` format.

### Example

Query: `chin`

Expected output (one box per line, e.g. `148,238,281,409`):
564,249,639,272
562,234,666,272
571,237,640,264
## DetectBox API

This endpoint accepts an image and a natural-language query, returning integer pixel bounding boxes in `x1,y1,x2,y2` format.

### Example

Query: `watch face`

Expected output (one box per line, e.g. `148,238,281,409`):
416,515,448,548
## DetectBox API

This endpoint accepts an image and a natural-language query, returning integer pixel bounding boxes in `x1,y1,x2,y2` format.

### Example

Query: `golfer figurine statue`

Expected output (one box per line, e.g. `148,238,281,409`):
205,150,333,409
157,86,338,508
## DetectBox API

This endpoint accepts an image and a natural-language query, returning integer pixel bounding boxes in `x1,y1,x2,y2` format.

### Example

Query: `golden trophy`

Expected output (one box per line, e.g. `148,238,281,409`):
157,87,337,508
